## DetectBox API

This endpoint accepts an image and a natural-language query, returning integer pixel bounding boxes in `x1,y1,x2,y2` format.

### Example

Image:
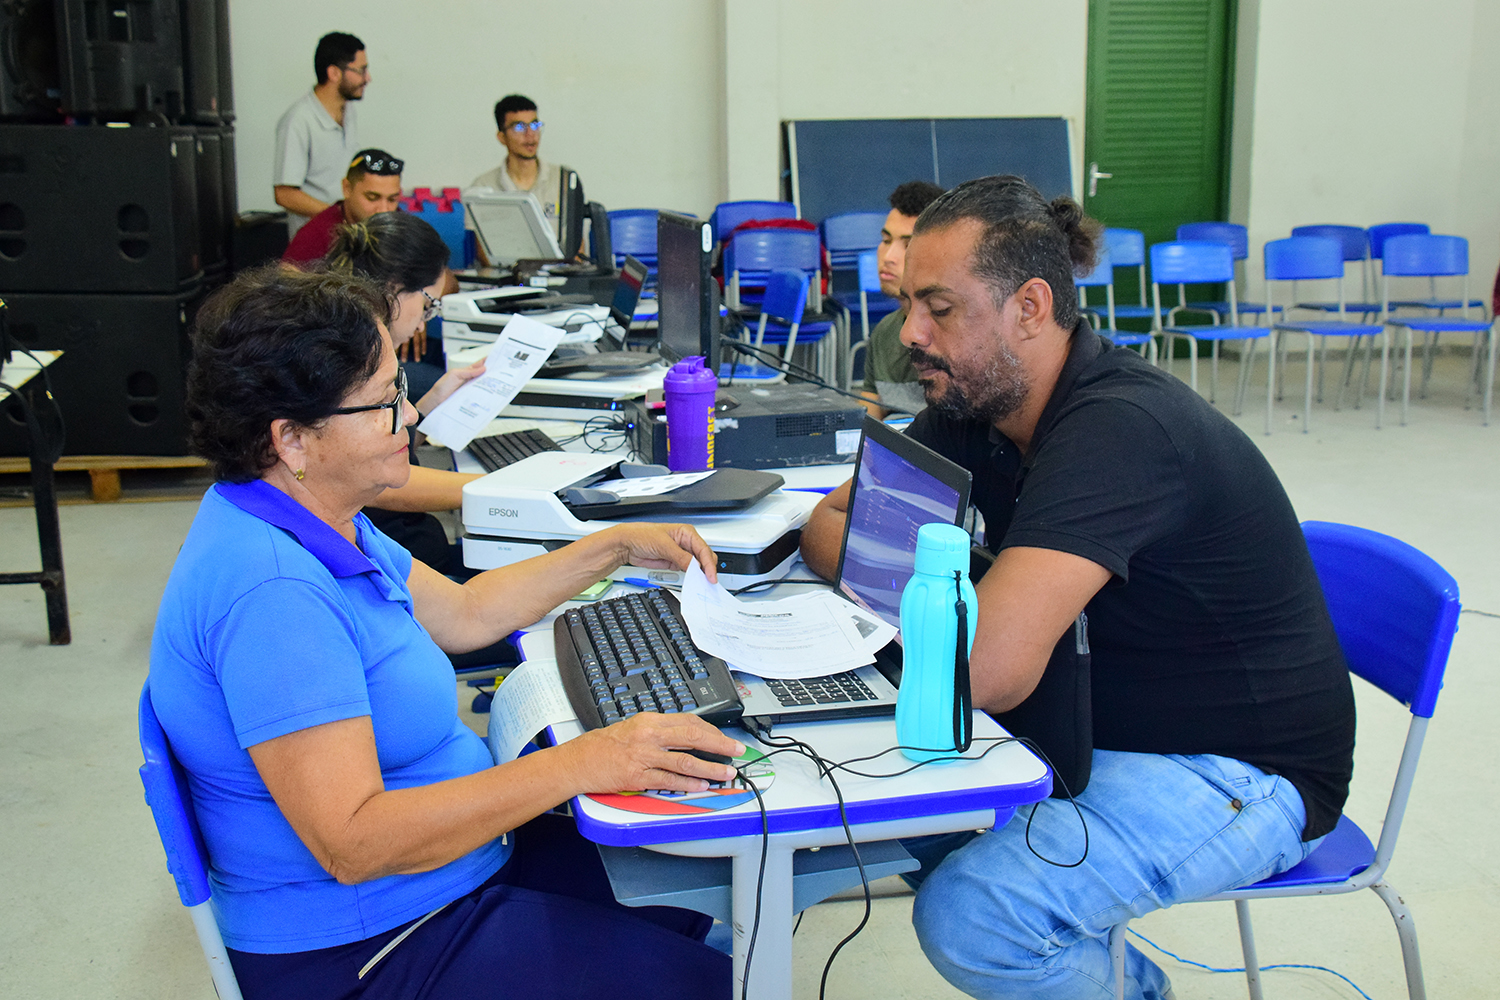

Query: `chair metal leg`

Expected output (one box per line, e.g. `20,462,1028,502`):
1233,338,1254,416
1402,326,1413,426
1276,335,1288,401
1370,880,1427,1000
1303,332,1314,433
1108,922,1128,1000
1210,339,1220,404
1486,322,1496,425
1419,331,1437,399
1356,335,1375,409
1265,330,1276,436
1316,334,1329,402
1188,338,1198,392
1378,326,1390,429
1335,337,1358,411
1233,899,1266,1000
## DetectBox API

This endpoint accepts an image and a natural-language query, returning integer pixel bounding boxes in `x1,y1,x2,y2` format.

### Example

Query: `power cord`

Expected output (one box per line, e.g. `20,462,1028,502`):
720,340,906,412
1127,927,1375,1000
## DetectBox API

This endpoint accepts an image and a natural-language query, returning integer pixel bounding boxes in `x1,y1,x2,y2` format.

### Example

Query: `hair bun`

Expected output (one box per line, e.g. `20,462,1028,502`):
1048,195,1102,273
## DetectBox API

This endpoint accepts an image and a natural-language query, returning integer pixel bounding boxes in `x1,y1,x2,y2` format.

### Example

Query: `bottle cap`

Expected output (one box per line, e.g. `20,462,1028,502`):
913,522,970,577
664,356,717,391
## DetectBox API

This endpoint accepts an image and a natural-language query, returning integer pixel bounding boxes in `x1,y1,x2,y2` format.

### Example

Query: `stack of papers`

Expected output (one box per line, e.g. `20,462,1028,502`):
677,563,896,679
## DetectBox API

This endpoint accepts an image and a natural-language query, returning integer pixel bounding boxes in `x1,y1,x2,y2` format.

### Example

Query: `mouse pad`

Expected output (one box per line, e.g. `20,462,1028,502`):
585,746,775,815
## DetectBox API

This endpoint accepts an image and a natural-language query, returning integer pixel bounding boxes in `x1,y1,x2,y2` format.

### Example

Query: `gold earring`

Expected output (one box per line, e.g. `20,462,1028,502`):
293,468,305,481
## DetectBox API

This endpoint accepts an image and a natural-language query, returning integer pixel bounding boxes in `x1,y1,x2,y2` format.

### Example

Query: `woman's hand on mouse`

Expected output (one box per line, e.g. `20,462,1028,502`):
558,713,743,794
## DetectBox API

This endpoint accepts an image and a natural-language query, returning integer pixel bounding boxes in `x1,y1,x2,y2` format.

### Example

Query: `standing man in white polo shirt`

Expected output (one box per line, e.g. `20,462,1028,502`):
274,32,368,238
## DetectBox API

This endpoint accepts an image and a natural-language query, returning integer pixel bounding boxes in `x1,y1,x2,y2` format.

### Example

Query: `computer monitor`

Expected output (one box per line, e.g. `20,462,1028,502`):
465,191,563,266
834,417,973,634
656,210,720,366
586,200,613,272
557,168,585,259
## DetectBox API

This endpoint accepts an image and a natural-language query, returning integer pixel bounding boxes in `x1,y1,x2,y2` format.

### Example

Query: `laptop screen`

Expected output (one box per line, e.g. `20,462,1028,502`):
836,423,970,633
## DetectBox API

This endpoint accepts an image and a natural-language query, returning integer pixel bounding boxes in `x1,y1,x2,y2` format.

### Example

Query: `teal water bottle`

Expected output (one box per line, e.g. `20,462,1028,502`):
897,522,978,762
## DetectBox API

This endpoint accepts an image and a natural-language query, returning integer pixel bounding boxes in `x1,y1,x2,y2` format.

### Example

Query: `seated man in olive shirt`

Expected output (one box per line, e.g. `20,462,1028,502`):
858,180,944,418
799,175,1355,1000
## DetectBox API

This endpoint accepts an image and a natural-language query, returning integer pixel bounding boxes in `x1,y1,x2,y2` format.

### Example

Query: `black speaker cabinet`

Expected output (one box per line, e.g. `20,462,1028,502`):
0,0,63,121
212,0,231,122
54,0,185,119
192,127,225,270
179,0,221,124
0,123,201,293
0,286,200,456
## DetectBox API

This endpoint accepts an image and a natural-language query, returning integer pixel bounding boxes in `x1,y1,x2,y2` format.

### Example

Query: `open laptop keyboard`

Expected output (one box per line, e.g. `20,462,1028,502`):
468,427,562,473
554,590,744,731
763,673,879,706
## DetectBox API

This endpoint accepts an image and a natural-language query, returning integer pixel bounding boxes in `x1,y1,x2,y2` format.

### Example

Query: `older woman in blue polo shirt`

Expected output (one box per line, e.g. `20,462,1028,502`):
148,265,738,1000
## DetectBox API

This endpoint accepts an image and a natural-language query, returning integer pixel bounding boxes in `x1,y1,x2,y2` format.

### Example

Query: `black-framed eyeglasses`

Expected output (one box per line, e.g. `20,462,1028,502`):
349,151,403,176
330,367,407,435
420,289,441,322
504,120,544,135
339,62,370,79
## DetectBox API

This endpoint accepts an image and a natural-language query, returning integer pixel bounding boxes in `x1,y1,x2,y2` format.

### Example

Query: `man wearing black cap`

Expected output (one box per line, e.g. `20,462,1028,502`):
282,149,404,265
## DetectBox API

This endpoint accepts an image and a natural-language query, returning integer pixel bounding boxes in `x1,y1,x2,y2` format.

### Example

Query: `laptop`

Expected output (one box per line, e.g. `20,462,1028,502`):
537,256,657,376
733,415,973,725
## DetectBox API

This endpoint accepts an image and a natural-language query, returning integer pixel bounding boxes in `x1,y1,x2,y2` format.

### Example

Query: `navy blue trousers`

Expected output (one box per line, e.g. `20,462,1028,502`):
228,813,730,999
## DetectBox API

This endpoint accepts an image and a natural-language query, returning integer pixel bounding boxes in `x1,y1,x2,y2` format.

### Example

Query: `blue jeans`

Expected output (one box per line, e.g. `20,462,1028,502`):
910,750,1320,1000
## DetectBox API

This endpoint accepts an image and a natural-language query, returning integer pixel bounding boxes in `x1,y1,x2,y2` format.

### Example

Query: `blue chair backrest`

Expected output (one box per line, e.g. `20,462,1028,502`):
1075,247,1114,287
1264,236,1345,282
857,250,881,294
1367,222,1430,260
726,227,821,275
1301,522,1458,719
1150,241,1234,284
138,684,213,908
1381,234,1469,278
712,200,796,240
608,209,659,259
821,212,887,255
1176,222,1248,260
761,268,810,325
1291,225,1369,262
1103,228,1145,267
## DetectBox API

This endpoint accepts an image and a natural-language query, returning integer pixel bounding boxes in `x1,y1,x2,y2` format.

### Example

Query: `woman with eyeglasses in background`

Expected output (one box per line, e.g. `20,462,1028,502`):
149,265,736,1000
323,211,484,576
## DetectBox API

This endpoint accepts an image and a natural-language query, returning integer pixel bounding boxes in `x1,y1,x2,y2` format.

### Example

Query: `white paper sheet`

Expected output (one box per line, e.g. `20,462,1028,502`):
677,563,897,679
485,658,579,766
593,471,714,498
417,315,564,451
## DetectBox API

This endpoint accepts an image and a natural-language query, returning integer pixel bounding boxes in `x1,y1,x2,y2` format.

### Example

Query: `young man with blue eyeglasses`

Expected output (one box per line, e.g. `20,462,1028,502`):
468,94,577,238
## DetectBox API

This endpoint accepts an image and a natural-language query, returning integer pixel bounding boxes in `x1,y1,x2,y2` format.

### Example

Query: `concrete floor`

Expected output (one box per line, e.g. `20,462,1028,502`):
1,350,1495,999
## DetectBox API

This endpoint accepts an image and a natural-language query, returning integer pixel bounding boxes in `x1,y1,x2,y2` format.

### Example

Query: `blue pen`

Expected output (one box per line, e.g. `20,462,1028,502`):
623,577,676,590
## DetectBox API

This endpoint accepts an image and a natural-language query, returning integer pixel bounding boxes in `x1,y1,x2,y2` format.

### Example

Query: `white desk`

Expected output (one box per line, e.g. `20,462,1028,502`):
518,631,1051,1000
0,350,70,644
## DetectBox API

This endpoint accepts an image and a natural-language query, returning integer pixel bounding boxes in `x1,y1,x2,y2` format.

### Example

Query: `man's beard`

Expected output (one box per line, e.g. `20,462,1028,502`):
338,80,364,101
910,342,1029,424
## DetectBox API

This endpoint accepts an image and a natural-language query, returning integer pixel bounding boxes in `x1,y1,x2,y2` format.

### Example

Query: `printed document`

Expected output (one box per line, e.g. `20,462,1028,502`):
417,315,563,451
677,563,896,679
486,658,579,766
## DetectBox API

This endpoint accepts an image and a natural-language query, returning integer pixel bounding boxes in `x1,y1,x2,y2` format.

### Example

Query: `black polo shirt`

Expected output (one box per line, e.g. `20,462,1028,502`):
906,323,1355,840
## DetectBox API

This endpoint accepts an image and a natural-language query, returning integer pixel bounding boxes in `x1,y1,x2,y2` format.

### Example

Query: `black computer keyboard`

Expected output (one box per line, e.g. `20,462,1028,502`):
554,589,744,731
468,427,562,473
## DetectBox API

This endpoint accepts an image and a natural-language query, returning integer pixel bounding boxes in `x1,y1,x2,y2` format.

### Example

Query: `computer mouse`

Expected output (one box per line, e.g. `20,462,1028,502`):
678,748,736,766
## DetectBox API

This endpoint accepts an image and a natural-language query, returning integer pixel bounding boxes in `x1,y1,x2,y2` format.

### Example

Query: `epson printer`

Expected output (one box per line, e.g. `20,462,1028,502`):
461,452,819,589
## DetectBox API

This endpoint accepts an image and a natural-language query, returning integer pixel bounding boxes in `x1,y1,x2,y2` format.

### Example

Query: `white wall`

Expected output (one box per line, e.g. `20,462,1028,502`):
226,0,727,218
722,0,1089,202
1240,0,1500,296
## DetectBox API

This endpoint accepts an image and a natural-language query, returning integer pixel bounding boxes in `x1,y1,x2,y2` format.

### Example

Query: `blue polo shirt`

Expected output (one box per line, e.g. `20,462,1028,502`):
149,480,508,953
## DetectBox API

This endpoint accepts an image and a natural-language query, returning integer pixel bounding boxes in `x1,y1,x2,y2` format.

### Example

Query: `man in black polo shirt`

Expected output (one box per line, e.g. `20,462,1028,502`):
798,175,1354,1000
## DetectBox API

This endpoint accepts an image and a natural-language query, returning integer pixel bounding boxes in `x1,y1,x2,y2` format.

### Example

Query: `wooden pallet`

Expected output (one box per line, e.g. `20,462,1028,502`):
0,454,207,502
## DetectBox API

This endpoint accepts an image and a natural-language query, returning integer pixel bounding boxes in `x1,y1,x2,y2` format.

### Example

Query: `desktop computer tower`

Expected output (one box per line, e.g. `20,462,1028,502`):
0,123,201,293
0,286,200,457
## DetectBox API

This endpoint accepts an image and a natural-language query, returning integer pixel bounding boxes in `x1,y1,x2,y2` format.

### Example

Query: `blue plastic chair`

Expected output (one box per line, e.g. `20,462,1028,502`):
138,684,245,1000
1381,234,1496,425
1285,225,1381,403
1151,241,1275,432
820,211,887,269
607,209,660,287
1368,222,1430,265
748,268,814,369
1267,237,1390,430
1102,228,1155,322
1107,520,1458,1000
710,200,796,242
844,250,887,389
1078,248,1157,364
724,226,824,314
823,212,898,389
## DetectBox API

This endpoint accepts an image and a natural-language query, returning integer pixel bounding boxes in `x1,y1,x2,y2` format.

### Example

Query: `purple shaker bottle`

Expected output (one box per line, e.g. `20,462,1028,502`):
663,356,716,471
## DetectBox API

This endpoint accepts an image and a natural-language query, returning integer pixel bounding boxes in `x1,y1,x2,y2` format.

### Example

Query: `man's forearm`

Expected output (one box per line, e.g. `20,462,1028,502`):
858,389,889,419
798,480,852,581
274,185,329,218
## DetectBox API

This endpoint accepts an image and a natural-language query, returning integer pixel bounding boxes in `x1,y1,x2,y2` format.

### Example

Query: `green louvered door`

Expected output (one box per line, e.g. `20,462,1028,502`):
1083,0,1236,261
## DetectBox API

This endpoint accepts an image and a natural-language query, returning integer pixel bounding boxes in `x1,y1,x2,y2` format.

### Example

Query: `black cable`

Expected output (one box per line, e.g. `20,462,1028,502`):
0,345,67,464
721,340,897,411
737,769,770,1000
728,579,834,597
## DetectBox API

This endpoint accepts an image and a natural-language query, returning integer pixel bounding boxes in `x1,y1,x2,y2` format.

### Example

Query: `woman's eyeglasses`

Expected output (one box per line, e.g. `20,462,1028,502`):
420,289,441,322
330,367,408,435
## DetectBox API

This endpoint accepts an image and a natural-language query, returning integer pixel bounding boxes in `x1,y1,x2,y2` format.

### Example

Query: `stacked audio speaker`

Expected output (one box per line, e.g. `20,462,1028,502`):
1,0,234,457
